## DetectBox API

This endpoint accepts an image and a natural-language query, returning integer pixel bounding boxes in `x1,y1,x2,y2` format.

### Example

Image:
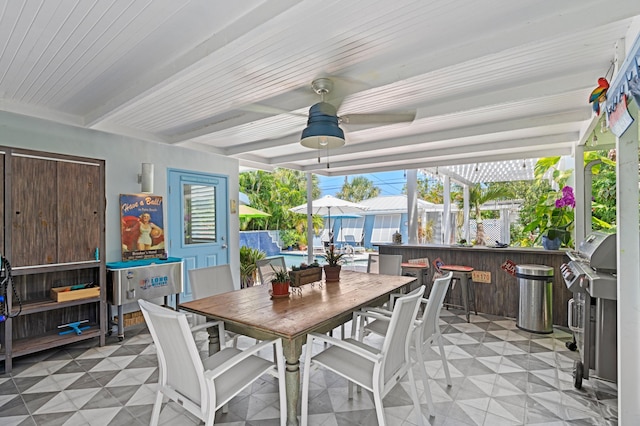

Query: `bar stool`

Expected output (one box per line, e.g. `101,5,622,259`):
401,258,430,291
439,264,476,322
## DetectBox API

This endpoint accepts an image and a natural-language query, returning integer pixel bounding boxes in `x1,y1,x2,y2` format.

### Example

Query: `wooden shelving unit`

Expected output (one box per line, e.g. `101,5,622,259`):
0,147,106,373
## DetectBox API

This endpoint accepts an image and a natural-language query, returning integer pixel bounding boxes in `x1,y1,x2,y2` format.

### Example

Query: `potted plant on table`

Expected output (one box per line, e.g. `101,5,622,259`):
322,245,345,282
524,185,575,250
270,265,291,296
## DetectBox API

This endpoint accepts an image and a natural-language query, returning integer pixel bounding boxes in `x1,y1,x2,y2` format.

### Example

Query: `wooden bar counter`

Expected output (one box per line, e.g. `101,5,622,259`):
377,243,571,327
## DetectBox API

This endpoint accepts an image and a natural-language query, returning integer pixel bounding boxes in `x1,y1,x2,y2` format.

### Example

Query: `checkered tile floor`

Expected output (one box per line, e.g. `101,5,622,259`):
0,309,618,425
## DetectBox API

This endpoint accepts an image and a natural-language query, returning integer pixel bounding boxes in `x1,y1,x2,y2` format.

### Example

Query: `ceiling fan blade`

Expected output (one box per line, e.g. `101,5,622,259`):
339,112,416,125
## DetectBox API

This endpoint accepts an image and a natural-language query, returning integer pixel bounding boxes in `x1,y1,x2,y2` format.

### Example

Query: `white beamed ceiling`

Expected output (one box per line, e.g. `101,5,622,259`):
1,0,638,177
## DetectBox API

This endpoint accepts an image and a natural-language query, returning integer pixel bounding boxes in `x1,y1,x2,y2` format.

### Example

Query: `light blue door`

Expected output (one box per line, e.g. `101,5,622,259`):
168,169,229,301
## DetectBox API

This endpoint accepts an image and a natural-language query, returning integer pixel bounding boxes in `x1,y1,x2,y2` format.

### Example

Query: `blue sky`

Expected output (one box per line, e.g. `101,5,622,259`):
318,170,407,197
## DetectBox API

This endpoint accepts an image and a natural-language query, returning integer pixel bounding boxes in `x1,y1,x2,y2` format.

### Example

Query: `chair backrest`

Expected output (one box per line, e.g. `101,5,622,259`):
138,300,207,409
344,235,357,244
366,253,379,273
379,254,403,275
419,271,453,341
368,254,403,275
256,256,287,285
379,285,425,388
188,264,234,299
320,229,332,243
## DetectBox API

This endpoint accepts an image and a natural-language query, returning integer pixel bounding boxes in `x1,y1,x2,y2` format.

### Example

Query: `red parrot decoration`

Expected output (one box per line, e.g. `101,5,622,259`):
588,77,609,115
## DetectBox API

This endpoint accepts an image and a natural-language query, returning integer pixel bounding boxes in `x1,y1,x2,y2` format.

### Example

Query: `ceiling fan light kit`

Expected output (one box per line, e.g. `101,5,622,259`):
300,102,346,149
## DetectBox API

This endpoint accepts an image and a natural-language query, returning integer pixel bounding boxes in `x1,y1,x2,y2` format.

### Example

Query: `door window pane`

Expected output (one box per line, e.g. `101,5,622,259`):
184,184,216,245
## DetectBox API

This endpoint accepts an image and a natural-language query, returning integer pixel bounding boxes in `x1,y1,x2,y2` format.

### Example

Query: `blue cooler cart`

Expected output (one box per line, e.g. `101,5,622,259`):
107,257,183,340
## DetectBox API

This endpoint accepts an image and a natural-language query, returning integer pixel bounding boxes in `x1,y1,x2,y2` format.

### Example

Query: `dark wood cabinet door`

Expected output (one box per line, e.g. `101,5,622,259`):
57,162,102,263
0,153,4,256
11,156,58,266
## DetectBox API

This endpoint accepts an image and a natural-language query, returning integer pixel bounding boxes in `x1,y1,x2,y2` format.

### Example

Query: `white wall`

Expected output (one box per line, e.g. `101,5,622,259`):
0,111,240,275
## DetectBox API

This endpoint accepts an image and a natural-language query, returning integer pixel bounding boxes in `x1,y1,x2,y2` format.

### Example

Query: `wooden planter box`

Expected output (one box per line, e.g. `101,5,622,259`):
289,267,323,287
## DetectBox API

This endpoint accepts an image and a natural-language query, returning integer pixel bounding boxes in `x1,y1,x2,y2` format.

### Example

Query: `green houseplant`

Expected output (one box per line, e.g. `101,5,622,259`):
270,265,291,296
322,245,345,282
524,185,575,249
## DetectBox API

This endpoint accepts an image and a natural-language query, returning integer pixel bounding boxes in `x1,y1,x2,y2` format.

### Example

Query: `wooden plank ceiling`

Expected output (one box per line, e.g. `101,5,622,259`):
1,0,639,177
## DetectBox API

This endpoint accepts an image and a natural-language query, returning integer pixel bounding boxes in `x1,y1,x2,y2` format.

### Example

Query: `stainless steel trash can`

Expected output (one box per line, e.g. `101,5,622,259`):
515,264,554,334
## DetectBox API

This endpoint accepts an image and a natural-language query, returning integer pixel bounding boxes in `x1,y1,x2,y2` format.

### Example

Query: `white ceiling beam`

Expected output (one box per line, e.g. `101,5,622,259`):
269,110,587,164
296,137,575,172
316,147,572,176
0,99,84,127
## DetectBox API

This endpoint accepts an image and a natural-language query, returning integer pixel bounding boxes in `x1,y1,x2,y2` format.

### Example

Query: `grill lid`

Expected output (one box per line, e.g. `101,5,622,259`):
573,231,617,272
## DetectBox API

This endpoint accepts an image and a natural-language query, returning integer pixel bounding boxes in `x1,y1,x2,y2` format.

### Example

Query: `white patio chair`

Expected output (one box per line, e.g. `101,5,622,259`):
188,264,241,348
354,272,454,415
138,300,286,426
256,256,286,285
367,253,403,276
301,285,427,426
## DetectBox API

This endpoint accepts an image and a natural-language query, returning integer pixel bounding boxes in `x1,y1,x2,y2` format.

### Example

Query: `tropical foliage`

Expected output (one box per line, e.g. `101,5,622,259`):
239,246,266,288
336,176,380,202
240,168,322,245
464,184,513,245
322,245,346,266
523,185,576,247
410,174,444,203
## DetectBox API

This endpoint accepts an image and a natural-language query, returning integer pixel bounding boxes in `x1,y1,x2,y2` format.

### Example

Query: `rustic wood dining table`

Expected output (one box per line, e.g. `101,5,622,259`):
179,270,416,426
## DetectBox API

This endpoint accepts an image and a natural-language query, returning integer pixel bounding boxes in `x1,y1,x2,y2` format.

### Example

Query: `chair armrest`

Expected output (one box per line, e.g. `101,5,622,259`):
190,320,223,333
306,332,381,363
360,306,392,316
190,320,226,347
205,338,283,379
353,309,395,323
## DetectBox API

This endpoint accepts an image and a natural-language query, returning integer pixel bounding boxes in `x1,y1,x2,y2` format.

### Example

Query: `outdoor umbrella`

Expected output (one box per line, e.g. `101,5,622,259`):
239,205,271,218
239,192,251,206
290,195,368,241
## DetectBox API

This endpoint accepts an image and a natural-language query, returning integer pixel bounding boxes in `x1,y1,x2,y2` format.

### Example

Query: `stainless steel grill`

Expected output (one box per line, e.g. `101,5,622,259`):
560,231,617,389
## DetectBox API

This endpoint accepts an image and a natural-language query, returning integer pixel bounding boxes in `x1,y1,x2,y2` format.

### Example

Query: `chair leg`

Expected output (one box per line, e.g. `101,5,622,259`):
437,335,452,387
415,338,435,416
372,384,387,426
301,337,314,426
407,367,426,426
149,391,163,426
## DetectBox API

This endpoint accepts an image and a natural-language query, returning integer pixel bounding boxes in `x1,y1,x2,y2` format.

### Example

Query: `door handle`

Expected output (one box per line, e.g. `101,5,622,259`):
221,244,228,249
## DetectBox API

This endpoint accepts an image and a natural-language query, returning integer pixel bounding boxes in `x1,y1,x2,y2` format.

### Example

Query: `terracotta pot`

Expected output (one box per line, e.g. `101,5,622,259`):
323,265,341,282
271,281,290,295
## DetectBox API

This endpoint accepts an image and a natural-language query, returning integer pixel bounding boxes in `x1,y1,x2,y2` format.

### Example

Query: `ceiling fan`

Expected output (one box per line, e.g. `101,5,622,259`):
299,77,416,151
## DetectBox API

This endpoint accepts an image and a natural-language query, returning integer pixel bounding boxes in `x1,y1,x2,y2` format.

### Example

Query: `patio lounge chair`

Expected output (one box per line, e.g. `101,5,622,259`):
343,234,365,253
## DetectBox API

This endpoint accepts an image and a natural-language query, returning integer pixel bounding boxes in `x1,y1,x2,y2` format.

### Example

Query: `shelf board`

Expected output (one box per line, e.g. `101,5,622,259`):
10,327,102,358
13,296,102,315
11,261,101,275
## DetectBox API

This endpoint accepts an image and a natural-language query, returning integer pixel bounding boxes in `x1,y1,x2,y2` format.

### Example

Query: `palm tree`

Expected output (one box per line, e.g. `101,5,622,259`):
466,184,512,245
336,176,380,202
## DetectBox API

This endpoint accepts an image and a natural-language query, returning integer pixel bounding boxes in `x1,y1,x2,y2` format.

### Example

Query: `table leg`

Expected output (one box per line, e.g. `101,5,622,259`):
285,360,300,425
207,324,221,354
282,340,303,426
